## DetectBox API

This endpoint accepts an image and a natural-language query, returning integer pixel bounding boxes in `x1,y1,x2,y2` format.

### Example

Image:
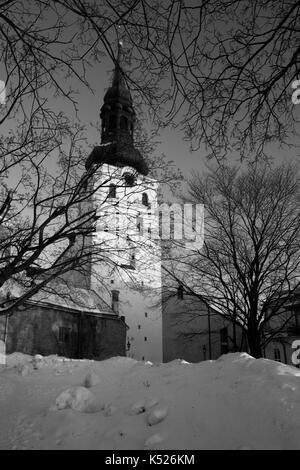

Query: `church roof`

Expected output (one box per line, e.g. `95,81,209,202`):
86,141,149,175
103,62,132,106
86,47,149,176
1,280,117,317
29,284,115,315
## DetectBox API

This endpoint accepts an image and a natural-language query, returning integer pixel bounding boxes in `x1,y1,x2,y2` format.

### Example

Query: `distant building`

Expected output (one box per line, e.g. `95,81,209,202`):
0,282,127,359
1,50,254,364
263,289,300,366
162,284,246,362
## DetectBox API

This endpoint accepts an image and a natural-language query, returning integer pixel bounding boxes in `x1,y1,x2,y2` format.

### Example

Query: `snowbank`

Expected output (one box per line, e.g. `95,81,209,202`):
0,352,299,450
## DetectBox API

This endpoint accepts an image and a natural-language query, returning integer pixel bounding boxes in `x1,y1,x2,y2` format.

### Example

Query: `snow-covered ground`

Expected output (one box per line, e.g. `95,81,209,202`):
0,352,299,450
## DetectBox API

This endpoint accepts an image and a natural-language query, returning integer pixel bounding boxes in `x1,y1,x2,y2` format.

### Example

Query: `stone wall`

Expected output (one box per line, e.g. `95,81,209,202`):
0,303,126,360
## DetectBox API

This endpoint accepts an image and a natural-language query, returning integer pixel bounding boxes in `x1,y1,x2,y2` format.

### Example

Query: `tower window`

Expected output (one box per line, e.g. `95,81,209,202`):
220,327,229,354
109,115,117,129
138,325,141,330
144,337,147,342
274,348,281,362
142,193,149,207
145,312,148,318
58,326,71,344
130,253,136,269
120,116,128,130
177,284,184,300
112,290,119,314
108,184,117,199
124,172,135,187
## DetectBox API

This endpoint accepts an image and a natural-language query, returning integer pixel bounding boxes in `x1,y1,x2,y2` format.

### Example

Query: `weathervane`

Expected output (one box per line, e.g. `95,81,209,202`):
116,23,124,64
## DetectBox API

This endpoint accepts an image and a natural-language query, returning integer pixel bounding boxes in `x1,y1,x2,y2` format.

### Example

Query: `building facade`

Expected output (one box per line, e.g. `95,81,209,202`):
0,284,127,360
83,54,163,362
162,284,246,362
263,289,300,366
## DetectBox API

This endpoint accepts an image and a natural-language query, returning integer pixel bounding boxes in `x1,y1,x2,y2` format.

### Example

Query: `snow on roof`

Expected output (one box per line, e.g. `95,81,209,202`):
1,279,115,316
29,284,114,315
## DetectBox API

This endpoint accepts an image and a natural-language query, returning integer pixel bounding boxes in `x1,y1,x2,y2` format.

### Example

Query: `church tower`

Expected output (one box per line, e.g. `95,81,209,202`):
85,50,163,362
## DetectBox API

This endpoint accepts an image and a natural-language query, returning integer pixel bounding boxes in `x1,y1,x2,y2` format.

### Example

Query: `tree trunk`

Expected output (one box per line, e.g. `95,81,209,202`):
247,326,263,358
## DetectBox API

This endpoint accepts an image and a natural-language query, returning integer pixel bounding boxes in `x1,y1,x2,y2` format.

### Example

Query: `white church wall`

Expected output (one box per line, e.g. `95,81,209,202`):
90,163,163,362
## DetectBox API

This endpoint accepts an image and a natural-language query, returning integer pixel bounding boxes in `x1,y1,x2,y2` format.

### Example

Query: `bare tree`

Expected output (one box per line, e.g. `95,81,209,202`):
59,0,300,160
163,162,300,358
0,0,184,316
3,1,298,162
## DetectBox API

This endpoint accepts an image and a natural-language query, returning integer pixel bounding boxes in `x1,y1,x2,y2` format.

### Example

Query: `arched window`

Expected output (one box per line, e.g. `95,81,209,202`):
274,348,281,362
120,116,128,130
142,192,149,206
124,172,135,187
177,284,184,300
108,184,116,199
109,115,117,129
130,253,136,269
112,290,119,314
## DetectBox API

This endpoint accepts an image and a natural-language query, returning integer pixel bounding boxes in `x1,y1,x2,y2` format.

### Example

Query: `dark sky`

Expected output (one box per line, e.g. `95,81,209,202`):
0,5,299,183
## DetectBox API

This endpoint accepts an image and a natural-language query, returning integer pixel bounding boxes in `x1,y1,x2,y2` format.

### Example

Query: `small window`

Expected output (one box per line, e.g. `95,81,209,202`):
274,348,281,362
144,337,147,342
58,326,71,343
142,356,145,361
145,312,148,318
109,115,117,129
130,253,136,269
177,285,184,300
124,172,135,187
120,116,128,130
108,184,116,199
220,327,229,354
138,325,141,330
142,193,149,206
112,290,119,314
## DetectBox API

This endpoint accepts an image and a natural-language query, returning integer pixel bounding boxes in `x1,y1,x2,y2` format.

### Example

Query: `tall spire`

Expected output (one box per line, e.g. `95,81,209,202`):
85,38,149,176
100,39,135,145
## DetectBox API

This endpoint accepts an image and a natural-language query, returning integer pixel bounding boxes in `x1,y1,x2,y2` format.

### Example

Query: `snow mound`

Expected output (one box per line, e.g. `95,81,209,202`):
130,400,147,415
6,352,33,368
130,397,160,415
147,406,168,426
144,434,164,448
83,371,100,388
18,363,34,376
1,352,300,449
53,387,99,413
